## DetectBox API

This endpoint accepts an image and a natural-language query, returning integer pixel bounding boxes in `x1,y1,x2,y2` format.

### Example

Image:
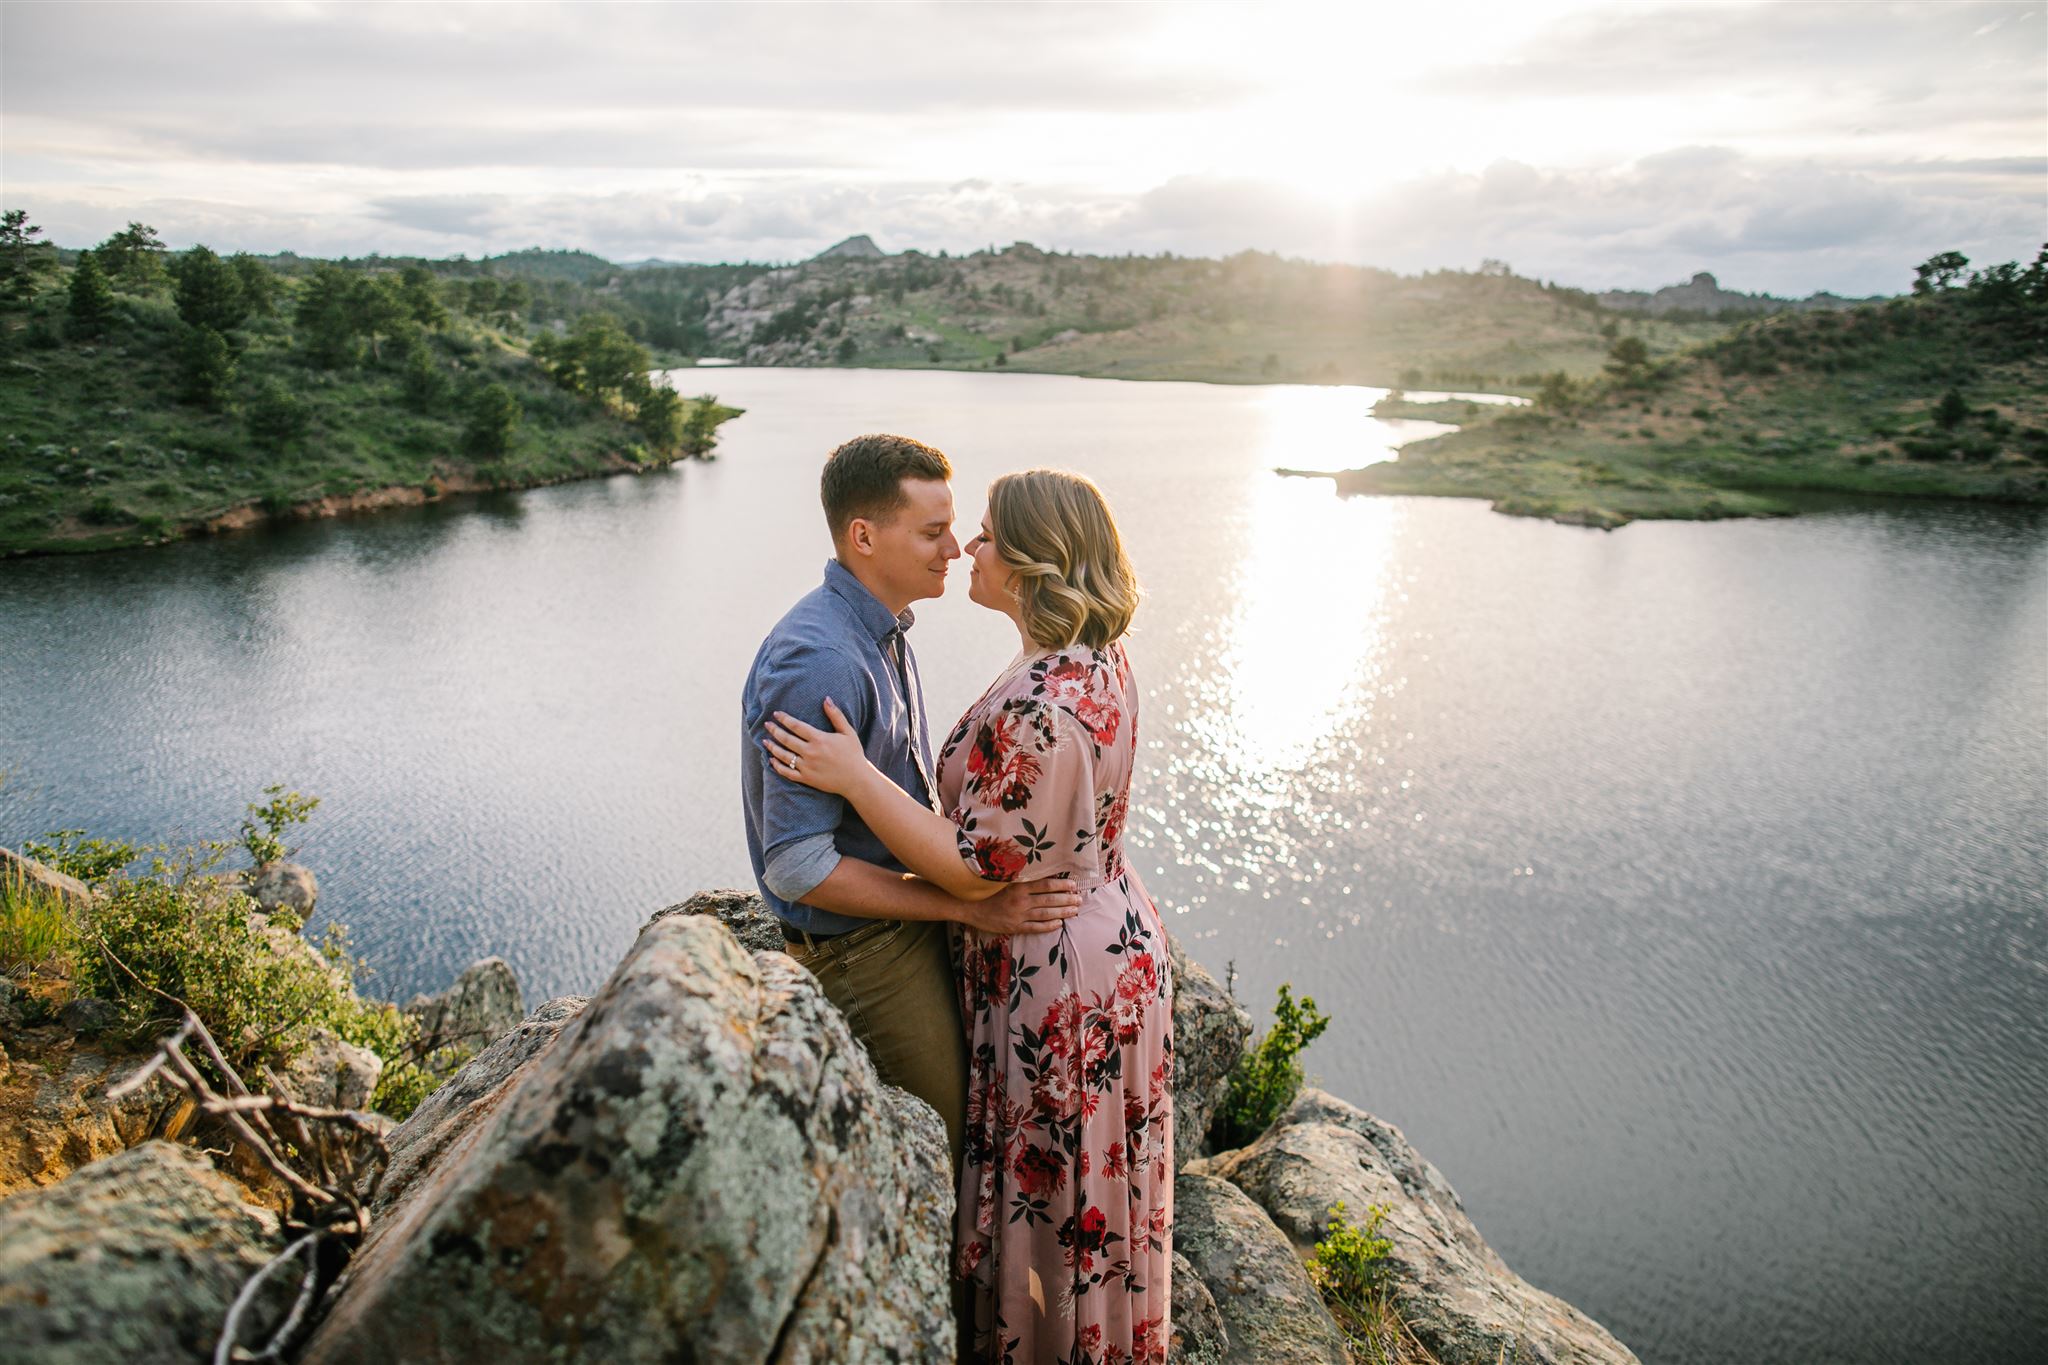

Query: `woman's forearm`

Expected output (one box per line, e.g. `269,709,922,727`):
846,768,1002,900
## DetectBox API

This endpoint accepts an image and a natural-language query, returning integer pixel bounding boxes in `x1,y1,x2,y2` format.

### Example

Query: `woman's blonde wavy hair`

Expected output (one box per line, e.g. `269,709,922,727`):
987,469,1141,651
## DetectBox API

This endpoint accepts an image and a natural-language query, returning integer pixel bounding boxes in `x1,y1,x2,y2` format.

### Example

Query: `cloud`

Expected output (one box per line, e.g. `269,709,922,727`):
1116,151,2043,295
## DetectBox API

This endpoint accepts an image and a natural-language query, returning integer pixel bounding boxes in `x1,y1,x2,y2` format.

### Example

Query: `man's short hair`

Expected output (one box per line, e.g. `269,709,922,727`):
821,434,952,540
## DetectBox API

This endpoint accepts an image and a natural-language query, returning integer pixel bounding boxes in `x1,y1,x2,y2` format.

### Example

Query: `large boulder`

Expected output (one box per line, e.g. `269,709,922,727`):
245,861,317,918
403,956,527,1054
1167,1248,1230,1364
1205,1089,1638,1365
1165,931,1251,1167
266,1026,382,1111
375,994,588,1216
647,886,784,952
1173,1172,1349,1364
302,913,955,1364
0,1140,288,1364
653,889,1253,1172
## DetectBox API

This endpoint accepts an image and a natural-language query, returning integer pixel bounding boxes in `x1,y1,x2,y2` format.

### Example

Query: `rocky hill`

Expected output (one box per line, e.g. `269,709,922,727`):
1596,271,1879,317
697,241,1733,391
0,856,1640,1364
1334,249,2048,528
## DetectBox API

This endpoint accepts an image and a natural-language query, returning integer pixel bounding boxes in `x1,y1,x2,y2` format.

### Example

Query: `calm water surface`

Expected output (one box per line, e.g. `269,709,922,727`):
3,369,2044,1365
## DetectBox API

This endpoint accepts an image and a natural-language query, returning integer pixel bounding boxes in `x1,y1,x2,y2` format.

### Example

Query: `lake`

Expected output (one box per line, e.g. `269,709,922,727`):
2,367,2044,1365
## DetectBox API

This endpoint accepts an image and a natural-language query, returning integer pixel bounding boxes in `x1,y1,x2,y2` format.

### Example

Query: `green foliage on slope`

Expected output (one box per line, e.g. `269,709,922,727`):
0,214,741,556
1338,248,2048,527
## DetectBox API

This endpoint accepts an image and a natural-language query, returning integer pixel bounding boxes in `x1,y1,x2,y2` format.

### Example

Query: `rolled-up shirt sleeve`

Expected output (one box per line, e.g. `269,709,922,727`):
746,639,873,905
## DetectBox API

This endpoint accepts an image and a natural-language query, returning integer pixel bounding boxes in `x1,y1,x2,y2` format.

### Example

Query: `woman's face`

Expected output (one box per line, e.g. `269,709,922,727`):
965,513,1019,619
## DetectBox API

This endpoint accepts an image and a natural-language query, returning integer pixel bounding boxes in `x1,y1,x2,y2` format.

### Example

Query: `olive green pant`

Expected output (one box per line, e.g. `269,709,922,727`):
785,916,967,1165
787,916,972,1359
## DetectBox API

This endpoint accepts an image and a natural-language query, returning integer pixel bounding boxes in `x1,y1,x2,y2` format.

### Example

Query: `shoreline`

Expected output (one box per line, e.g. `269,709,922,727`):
1,423,739,561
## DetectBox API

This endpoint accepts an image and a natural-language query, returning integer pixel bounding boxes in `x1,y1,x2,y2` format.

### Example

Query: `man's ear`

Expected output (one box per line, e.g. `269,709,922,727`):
844,516,875,558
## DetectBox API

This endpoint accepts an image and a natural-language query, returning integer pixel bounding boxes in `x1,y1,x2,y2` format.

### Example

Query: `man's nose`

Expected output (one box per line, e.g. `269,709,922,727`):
942,532,962,560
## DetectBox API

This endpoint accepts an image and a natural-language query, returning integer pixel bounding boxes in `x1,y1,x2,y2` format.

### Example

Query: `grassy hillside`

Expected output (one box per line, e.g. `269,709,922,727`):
1335,251,2048,527
705,247,1736,391
0,235,737,556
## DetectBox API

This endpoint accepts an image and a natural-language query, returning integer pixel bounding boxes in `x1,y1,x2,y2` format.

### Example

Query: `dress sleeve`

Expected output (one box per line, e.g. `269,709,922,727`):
946,697,1102,883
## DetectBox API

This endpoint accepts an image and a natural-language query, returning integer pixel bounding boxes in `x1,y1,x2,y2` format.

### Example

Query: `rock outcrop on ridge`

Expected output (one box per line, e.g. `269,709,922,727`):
302,912,956,1364
0,868,1641,1365
1199,1088,1639,1365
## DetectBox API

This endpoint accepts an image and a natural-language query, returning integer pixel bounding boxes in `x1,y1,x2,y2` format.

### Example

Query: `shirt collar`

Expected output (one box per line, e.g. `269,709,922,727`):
824,559,916,641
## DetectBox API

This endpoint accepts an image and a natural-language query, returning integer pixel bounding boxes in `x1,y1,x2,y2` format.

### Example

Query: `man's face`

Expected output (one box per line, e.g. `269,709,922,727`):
855,478,960,608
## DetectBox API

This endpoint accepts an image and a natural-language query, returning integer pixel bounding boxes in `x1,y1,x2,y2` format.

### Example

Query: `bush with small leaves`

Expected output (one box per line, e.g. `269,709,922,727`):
1215,982,1331,1148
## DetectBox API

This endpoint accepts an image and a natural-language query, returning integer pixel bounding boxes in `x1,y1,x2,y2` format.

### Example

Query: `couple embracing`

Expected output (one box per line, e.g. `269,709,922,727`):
741,434,1173,1364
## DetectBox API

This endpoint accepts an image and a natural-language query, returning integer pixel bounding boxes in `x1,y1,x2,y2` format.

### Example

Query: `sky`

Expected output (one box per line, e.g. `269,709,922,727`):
1,0,2042,295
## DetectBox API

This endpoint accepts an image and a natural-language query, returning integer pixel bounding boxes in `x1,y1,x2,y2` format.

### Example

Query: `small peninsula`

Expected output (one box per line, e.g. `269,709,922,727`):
0,218,739,558
1330,250,2048,528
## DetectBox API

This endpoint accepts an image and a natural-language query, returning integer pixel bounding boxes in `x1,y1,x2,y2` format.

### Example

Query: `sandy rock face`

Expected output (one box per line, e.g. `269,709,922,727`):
301,914,955,1364
1205,1089,1639,1365
0,1141,288,1364
0,1042,180,1197
1165,933,1251,1168
403,956,527,1054
1173,1172,1350,1364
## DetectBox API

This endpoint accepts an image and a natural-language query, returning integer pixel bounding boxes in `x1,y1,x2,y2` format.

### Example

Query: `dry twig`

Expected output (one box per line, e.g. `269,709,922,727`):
114,1007,389,1363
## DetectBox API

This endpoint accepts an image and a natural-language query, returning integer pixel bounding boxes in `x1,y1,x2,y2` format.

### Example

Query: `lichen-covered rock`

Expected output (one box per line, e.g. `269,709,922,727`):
0,1141,288,1364
246,861,317,918
1173,1172,1349,1364
1206,1089,1639,1365
58,995,116,1035
302,914,954,1364
1165,931,1251,1167
0,1042,180,1197
648,885,784,952
1167,1248,1229,1364
266,1026,381,1111
0,976,23,1028
0,846,93,909
403,956,527,1053
376,994,588,1216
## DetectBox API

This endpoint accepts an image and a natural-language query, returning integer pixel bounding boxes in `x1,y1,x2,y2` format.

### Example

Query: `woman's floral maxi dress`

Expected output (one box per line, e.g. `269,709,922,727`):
938,641,1174,1365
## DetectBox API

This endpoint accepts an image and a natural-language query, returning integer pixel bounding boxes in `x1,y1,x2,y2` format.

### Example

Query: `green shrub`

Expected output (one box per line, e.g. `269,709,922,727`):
1308,1201,1398,1359
240,785,320,867
22,828,147,884
246,378,311,451
1215,983,1330,1148
80,495,133,526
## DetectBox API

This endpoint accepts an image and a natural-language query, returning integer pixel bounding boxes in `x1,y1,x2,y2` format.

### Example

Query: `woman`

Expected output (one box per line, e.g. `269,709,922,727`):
764,468,1174,1365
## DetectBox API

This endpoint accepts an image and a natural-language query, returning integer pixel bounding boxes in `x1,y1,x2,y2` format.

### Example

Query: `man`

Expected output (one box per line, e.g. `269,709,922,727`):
741,433,1079,1173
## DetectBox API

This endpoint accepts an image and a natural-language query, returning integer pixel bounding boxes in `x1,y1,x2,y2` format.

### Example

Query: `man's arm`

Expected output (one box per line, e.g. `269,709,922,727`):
803,857,1080,936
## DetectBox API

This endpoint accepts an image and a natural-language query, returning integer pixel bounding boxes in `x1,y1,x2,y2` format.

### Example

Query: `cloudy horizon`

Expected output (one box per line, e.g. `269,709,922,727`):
2,0,2042,296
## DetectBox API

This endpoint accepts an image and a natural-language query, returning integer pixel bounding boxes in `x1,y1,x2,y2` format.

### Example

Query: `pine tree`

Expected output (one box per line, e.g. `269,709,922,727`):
96,222,168,289
296,264,360,368
462,383,521,459
229,254,278,316
66,250,116,336
172,245,249,334
178,325,236,409
1,210,53,301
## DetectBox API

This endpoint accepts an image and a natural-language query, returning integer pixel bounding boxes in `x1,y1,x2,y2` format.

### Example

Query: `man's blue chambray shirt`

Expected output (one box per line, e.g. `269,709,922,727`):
742,559,940,936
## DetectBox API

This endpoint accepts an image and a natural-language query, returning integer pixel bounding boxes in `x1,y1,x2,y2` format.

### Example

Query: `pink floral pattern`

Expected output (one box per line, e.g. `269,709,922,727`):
941,642,1174,1365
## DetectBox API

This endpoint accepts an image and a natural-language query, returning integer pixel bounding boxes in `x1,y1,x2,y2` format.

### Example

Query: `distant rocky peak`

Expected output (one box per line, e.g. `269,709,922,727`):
812,234,885,261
